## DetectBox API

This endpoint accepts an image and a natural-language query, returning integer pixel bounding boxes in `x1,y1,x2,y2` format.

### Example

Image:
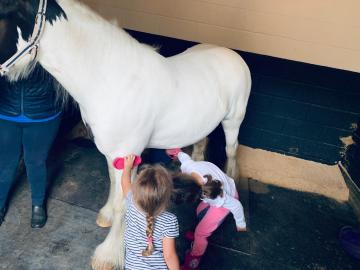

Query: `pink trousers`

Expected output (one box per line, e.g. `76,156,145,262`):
191,192,238,256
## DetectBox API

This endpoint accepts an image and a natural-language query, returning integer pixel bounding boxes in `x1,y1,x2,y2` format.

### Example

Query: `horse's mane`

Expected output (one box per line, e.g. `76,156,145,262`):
58,0,159,63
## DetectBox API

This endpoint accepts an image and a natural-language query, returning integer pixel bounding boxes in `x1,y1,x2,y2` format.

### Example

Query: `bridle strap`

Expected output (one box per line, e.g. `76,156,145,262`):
0,0,47,76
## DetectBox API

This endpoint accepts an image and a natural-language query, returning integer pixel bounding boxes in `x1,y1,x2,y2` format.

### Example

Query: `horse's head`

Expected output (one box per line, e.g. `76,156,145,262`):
0,0,65,81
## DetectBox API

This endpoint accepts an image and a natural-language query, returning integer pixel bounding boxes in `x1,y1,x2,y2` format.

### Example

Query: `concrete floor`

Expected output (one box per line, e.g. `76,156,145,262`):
1,140,360,270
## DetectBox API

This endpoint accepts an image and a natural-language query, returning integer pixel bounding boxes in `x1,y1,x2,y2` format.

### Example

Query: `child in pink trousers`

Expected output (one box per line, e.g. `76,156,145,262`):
168,149,246,270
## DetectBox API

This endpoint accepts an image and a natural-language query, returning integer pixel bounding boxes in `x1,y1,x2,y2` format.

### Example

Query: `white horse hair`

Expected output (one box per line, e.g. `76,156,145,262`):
4,0,251,269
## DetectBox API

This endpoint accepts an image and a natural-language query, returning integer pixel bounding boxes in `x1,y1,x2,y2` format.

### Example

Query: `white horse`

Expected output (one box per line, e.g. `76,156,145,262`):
0,0,251,269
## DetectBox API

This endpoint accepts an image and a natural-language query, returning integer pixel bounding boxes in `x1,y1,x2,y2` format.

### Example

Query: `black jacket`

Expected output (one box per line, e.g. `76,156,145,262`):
0,65,61,119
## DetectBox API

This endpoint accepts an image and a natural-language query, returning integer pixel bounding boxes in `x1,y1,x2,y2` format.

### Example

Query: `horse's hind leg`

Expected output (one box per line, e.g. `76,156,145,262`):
96,157,115,228
221,109,246,179
192,137,208,161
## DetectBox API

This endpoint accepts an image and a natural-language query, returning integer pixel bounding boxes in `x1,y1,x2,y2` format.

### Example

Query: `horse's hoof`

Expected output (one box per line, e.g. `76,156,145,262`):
96,214,112,228
91,258,114,270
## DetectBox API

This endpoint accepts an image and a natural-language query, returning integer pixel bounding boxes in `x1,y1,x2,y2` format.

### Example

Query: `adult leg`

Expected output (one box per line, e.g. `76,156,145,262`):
0,119,22,209
22,117,61,206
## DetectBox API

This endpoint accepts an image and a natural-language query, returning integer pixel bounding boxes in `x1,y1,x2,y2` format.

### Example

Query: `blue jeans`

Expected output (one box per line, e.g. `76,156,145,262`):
0,117,61,207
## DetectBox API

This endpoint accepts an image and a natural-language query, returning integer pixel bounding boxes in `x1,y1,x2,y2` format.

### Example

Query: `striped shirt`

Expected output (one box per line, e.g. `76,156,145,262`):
125,193,179,270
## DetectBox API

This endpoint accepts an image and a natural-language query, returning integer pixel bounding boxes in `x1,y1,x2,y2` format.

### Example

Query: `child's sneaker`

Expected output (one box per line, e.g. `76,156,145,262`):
181,251,202,270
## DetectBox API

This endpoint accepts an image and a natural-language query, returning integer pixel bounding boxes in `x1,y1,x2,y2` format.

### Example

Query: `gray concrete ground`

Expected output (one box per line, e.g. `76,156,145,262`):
1,141,360,270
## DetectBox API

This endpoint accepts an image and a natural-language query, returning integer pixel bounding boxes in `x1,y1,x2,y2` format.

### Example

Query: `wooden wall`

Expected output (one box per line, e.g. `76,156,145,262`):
80,0,360,73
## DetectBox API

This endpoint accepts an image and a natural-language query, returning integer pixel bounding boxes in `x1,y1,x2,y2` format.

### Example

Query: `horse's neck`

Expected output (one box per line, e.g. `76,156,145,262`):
38,0,142,107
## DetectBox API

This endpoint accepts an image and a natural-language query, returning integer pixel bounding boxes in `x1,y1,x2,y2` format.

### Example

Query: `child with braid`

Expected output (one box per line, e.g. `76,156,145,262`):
122,155,180,270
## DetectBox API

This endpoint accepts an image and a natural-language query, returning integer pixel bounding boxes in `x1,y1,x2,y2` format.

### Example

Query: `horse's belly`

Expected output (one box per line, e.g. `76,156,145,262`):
148,105,225,148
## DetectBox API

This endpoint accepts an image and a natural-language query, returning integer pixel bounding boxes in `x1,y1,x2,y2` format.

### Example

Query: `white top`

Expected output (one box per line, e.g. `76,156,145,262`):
178,152,246,228
125,193,179,270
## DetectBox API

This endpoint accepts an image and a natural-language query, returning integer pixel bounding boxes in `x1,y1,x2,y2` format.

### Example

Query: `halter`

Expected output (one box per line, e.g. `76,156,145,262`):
0,0,47,76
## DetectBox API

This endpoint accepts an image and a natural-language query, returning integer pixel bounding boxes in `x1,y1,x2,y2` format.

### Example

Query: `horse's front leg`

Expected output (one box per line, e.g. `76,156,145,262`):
96,157,116,228
91,167,137,270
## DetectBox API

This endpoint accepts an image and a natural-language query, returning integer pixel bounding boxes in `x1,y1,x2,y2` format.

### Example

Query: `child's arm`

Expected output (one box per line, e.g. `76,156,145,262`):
176,152,204,186
121,155,135,196
223,195,247,231
163,237,180,270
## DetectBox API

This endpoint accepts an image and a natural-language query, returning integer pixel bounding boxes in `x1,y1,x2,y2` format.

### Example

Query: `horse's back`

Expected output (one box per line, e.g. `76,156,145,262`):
170,43,251,112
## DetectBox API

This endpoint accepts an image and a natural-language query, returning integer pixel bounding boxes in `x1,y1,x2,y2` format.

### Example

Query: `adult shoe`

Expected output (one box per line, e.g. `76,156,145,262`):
31,205,47,228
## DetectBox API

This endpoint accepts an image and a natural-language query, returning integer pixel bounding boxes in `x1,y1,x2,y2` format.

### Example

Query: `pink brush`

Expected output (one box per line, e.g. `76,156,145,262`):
113,156,142,170
166,148,182,159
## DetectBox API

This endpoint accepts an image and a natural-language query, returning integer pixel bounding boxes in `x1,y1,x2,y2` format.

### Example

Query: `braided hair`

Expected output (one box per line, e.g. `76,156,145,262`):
142,215,155,256
133,165,173,257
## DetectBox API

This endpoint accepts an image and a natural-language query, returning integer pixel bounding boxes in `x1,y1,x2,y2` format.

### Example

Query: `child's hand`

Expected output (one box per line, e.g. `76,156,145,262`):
237,226,247,232
124,155,136,171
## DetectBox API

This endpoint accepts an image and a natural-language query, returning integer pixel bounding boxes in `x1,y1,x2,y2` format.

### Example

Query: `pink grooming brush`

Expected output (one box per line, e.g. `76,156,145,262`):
113,156,142,170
